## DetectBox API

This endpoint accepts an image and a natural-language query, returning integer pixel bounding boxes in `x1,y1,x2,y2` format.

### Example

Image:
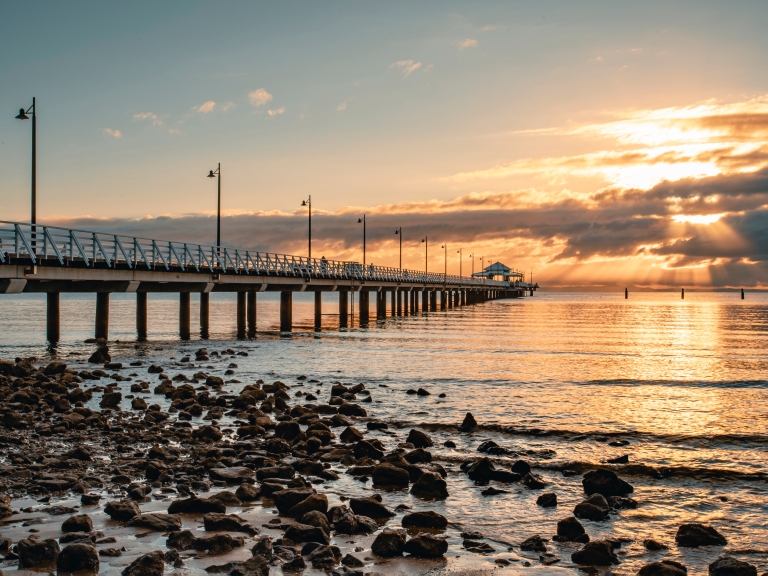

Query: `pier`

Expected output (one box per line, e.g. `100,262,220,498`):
0,221,536,342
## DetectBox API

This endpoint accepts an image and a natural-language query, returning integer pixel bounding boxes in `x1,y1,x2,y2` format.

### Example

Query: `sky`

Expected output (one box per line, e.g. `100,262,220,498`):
2,0,768,287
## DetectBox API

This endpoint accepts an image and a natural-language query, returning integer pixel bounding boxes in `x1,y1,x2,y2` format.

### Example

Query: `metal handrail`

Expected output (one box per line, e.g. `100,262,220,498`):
0,220,511,287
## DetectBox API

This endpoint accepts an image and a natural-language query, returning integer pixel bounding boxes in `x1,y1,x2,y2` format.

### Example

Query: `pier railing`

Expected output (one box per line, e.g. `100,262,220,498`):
0,221,507,287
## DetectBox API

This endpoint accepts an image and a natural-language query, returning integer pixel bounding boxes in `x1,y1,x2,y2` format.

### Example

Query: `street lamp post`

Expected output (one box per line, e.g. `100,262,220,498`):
440,243,447,282
470,253,474,276
394,227,402,269
15,97,36,251
301,195,312,260
357,214,366,267
421,237,428,273
207,163,221,252
457,248,462,277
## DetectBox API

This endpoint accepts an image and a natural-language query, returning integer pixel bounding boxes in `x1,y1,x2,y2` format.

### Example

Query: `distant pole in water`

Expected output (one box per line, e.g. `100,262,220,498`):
625,287,628,299
681,287,685,299
742,288,745,300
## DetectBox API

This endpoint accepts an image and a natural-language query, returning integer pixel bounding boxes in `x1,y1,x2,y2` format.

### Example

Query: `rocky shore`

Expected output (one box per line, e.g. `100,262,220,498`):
0,349,762,576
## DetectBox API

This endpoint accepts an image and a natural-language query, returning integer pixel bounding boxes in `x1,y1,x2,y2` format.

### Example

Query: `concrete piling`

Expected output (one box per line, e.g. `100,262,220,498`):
95,293,109,340
179,292,191,340
280,291,292,332
136,292,147,340
46,292,60,343
314,291,322,331
237,292,246,339
247,290,257,338
742,288,745,299
390,290,396,317
339,290,349,328
430,290,437,312
681,288,685,300
397,289,403,316
625,287,628,299
359,291,369,325
200,292,210,339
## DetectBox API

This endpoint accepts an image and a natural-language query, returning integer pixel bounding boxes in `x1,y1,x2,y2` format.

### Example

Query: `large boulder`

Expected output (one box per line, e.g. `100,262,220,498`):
571,540,619,566
401,511,447,529
406,429,433,448
62,514,93,533
708,556,757,576
57,543,99,572
105,500,141,521
638,560,688,576
553,517,589,543
203,513,257,535
121,550,165,576
127,514,182,532
574,493,611,521
284,523,330,545
410,471,448,500
272,488,315,515
582,469,633,497
349,497,394,519
18,538,60,568
371,528,407,557
458,412,477,431
209,467,254,483
676,524,727,547
372,463,410,488
167,497,226,515
403,533,448,558
287,494,328,518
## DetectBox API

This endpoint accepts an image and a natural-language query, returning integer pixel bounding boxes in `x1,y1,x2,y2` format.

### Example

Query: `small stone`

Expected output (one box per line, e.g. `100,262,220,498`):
406,429,433,448
537,492,557,507
643,539,668,551
582,469,633,497
574,493,611,521
104,500,141,521
459,412,477,431
520,535,547,553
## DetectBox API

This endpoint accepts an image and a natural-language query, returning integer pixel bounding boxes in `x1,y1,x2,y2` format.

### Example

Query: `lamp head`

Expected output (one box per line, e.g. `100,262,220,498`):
207,170,215,178
421,238,425,243
358,218,362,223
301,200,307,207
15,109,29,120
394,230,399,235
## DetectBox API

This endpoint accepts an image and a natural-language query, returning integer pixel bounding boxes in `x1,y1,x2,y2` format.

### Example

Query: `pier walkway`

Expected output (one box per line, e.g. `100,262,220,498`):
0,221,535,342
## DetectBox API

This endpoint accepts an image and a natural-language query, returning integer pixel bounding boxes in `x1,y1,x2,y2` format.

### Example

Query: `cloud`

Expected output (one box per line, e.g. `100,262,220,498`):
248,88,273,106
167,129,181,135
337,101,347,111
133,112,161,126
103,128,122,139
194,101,216,114
221,102,235,112
267,107,285,116
457,38,478,50
390,60,423,77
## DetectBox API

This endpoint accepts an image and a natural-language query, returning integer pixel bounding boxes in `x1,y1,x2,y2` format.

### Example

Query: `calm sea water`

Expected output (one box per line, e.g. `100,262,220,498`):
0,291,766,574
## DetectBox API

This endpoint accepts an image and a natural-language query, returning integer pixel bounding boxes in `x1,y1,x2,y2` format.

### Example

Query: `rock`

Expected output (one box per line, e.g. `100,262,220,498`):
194,425,224,442
410,471,449,500
272,488,316,515
537,492,558,507
458,412,477,431
466,458,496,482
342,553,364,567
574,493,611,521
168,497,226,515
638,560,688,576
100,391,122,408
643,539,668,551
44,361,67,375
57,543,99,572
371,528,407,557
81,493,101,505
607,454,629,464
340,426,364,443
235,483,261,501
481,486,508,496
18,538,60,568
105,500,142,521
571,540,619,566
520,535,547,552
675,523,727,547
609,496,638,509
402,511,448,529
301,510,331,535
275,420,301,440
282,555,307,571
127,514,183,531
307,544,341,569
511,460,531,475
166,530,244,554
404,533,448,558
553,517,589,543
406,429,433,448
132,397,148,410
256,465,294,481
463,539,495,553
89,347,110,364
209,467,254,483
353,440,384,460
203,513,257,535
62,514,93,533
349,497,394,518
121,550,165,576
522,472,547,489
372,463,410,488
284,523,330,545
708,556,757,576
287,494,328,518
65,445,92,461
403,448,432,464
582,469,633,497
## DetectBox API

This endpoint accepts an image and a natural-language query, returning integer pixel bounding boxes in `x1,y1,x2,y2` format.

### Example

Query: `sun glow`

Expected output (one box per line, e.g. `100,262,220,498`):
672,214,724,225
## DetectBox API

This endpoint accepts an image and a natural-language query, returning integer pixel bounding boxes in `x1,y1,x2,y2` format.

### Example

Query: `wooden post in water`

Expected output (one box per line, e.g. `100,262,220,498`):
625,288,628,299
339,290,349,328
47,292,60,343
236,292,246,339
95,293,110,340
359,291,369,325
681,288,685,300
179,292,191,340
314,292,322,331
200,292,210,339
137,292,147,340
247,290,257,338
280,291,292,332
742,288,745,300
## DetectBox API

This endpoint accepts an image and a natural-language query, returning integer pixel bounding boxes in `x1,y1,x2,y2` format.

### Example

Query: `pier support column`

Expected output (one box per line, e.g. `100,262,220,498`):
200,292,210,339
95,293,110,341
377,290,386,320
461,290,466,306
397,289,403,316
280,291,293,332
136,292,147,341
403,289,408,315
237,292,246,339
422,289,429,312
440,290,447,311
430,290,437,312
339,290,349,328
247,290,257,338
47,292,60,343
314,292,322,331
180,292,191,340
359,291,369,325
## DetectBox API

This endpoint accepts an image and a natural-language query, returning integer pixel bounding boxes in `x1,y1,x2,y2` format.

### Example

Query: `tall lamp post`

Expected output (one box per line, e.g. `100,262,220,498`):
470,253,474,276
394,227,402,269
440,243,447,282
457,248,462,277
421,236,428,273
15,97,36,251
207,163,221,252
480,256,485,284
357,214,366,266
301,195,312,260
